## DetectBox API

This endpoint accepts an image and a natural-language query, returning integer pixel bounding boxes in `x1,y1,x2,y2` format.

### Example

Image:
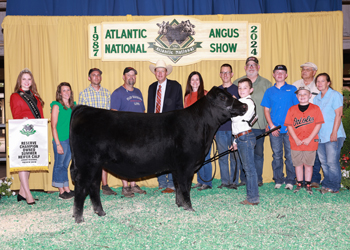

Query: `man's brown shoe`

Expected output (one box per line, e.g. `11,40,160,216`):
102,185,117,195
130,185,146,194
310,182,320,188
122,187,135,198
161,188,175,193
240,199,259,206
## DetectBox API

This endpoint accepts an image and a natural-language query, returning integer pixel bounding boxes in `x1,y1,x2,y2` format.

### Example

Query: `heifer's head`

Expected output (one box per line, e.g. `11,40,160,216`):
206,86,247,121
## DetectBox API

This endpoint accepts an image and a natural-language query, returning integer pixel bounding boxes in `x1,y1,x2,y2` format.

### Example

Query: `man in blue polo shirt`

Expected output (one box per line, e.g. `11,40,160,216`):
261,65,299,190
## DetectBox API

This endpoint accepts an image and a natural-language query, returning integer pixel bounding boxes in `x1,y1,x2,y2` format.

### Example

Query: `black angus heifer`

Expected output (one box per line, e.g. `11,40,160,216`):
70,87,247,223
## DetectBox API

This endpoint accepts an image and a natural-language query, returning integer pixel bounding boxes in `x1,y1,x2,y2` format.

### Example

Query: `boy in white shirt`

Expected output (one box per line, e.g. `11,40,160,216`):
231,78,259,205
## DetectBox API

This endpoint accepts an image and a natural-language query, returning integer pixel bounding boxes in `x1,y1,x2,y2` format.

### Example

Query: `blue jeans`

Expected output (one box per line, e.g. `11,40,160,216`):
311,152,322,184
252,129,265,184
269,133,295,185
197,145,212,187
157,174,174,189
317,137,345,192
237,132,259,203
216,131,243,185
52,139,71,188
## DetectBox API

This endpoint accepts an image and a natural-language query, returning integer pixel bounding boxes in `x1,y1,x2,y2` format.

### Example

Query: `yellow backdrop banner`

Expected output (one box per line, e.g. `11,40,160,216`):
89,17,259,65
2,12,343,191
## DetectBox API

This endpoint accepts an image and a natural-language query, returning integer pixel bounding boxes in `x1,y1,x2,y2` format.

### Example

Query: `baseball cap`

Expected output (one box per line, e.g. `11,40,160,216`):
300,62,318,71
273,65,287,73
123,67,138,75
295,86,311,94
88,68,102,76
245,56,259,65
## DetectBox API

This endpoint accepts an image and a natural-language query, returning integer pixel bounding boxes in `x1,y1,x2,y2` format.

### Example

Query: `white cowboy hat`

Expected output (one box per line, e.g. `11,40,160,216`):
149,60,173,75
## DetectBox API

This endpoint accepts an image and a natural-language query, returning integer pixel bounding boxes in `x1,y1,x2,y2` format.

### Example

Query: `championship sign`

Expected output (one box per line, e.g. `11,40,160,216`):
89,16,260,66
9,119,49,173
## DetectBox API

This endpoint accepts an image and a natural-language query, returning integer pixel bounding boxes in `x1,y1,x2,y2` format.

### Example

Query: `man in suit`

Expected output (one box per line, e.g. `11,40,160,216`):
147,60,183,193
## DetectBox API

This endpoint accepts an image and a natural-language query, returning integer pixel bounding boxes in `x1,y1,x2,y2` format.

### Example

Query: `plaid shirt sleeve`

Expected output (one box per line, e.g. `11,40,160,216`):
78,90,88,106
79,86,110,109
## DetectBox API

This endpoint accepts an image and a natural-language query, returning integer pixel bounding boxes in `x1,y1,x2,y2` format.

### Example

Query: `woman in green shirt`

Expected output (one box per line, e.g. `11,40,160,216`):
51,82,76,200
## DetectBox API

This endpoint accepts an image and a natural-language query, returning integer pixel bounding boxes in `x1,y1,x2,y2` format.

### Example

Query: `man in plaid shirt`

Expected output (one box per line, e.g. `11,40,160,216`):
78,68,116,195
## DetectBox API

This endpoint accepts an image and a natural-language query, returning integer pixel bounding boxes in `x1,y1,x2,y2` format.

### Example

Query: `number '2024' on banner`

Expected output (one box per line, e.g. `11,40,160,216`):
89,16,260,66
9,119,49,173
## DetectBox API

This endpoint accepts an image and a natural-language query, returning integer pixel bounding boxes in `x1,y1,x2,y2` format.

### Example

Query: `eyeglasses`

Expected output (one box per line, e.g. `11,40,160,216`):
220,72,231,75
246,64,257,68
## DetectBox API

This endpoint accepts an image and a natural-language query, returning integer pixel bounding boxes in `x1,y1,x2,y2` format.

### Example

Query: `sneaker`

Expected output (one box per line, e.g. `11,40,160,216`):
198,184,212,191
59,191,74,200
240,199,259,206
285,184,294,190
102,185,117,195
161,188,175,193
319,187,338,194
237,182,246,187
217,184,229,189
192,183,202,189
319,187,329,194
306,184,313,195
227,184,238,190
122,187,135,198
293,183,302,193
274,183,282,189
130,185,146,194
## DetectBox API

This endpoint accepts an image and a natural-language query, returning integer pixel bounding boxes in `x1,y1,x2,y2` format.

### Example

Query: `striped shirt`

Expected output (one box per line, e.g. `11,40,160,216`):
78,85,110,109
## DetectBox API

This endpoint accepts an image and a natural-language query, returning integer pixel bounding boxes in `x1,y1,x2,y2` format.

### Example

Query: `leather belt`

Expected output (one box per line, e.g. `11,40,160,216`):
234,130,252,139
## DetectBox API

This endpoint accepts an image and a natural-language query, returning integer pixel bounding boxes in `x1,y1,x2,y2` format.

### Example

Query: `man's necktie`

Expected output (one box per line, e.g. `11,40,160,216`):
156,85,161,113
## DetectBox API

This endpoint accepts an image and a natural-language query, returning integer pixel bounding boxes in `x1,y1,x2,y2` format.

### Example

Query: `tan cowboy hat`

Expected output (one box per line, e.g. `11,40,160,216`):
149,60,173,75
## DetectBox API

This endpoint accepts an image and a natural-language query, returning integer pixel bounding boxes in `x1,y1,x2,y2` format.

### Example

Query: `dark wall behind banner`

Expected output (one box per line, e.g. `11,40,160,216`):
6,0,342,16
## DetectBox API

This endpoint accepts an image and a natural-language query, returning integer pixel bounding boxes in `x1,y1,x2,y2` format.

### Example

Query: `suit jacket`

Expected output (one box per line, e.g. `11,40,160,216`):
147,79,183,113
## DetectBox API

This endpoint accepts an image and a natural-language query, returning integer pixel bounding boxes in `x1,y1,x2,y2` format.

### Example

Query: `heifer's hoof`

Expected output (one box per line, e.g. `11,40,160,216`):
176,201,183,207
75,217,85,224
95,210,106,217
184,207,195,212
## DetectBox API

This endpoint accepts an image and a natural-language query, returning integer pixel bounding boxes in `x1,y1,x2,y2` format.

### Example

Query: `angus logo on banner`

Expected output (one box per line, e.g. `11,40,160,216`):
148,19,202,63
89,16,260,66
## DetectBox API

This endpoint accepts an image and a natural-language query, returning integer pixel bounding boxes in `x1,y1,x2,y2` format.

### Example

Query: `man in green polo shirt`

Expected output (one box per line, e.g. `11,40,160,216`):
233,57,272,187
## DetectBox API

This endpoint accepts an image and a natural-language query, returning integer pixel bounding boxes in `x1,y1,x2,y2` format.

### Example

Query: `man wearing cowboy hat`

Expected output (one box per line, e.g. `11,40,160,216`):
147,59,183,194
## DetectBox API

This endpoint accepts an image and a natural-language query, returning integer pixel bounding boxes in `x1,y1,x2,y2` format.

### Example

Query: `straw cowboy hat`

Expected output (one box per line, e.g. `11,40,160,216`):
149,60,173,75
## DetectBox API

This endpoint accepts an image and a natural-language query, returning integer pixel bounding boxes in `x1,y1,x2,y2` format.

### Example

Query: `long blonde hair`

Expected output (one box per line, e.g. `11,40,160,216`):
14,68,45,107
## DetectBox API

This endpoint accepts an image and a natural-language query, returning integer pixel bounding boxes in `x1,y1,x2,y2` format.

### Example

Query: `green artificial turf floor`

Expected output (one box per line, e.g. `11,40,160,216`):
1,180,350,249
